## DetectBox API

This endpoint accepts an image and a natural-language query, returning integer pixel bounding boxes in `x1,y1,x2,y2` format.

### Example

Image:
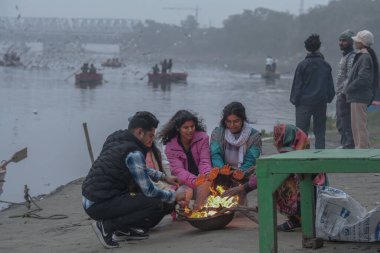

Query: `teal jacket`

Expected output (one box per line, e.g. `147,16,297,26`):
210,126,262,173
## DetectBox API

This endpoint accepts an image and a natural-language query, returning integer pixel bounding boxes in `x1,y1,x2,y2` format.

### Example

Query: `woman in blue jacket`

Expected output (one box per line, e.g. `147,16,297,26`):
210,101,262,182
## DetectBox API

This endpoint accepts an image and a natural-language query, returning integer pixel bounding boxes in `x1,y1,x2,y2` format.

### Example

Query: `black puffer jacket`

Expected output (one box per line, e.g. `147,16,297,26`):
82,130,147,203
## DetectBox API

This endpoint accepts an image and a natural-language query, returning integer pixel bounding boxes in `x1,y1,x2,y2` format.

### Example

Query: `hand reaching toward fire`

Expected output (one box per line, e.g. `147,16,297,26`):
175,189,187,203
221,184,245,198
163,175,179,187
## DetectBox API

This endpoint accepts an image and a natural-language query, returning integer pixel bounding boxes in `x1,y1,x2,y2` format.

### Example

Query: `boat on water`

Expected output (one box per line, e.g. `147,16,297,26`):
261,71,280,80
101,61,123,68
148,72,188,83
0,52,23,67
75,72,103,84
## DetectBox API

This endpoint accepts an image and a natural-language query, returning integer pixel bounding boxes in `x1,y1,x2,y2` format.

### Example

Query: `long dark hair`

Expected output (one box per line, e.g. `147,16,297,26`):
150,141,164,172
159,110,207,145
219,101,248,128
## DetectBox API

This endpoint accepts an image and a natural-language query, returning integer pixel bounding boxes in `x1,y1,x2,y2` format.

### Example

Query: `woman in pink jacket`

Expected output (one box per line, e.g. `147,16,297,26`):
159,110,212,210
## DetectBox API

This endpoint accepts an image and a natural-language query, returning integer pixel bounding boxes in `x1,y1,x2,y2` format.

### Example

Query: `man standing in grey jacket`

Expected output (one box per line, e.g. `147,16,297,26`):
336,30,356,149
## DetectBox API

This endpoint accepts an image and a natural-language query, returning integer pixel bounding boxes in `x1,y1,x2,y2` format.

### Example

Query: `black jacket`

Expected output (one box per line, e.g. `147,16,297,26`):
82,129,147,203
290,52,335,106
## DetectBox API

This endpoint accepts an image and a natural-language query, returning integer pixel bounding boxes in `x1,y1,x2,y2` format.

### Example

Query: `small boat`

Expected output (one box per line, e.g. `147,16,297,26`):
75,72,103,84
261,71,280,80
0,52,23,67
101,61,123,68
148,72,188,83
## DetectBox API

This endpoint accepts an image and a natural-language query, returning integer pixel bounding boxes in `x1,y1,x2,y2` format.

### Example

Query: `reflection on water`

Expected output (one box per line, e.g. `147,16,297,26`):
0,64,301,206
75,82,103,90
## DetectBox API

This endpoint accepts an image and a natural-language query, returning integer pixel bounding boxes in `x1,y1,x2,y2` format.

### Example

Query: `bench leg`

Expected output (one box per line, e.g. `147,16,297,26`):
258,177,277,253
299,174,320,248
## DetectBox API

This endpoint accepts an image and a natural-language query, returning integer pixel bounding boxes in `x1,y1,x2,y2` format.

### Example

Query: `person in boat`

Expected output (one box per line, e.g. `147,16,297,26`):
81,63,89,73
290,33,335,149
3,53,9,63
160,59,168,74
89,64,97,74
272,59,277,73
167,59,173,73
159,110,212,211
210,101,262,205
152,64,160,75
10,51,17,61
222,123,327,231
265,56,273,72
82,111,186,249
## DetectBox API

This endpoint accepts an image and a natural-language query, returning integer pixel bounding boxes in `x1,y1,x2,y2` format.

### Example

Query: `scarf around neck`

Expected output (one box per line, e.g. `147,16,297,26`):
224,122,252,168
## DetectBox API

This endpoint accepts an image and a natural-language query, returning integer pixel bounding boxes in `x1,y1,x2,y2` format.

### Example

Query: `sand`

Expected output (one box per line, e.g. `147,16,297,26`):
1,138,380,253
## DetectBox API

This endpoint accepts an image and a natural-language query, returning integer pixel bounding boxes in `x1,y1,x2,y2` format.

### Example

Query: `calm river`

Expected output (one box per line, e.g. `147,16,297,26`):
0,62,300,206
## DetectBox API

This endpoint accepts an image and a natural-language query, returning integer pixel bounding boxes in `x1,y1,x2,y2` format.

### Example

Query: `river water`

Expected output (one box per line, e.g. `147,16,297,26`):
0,62,299,206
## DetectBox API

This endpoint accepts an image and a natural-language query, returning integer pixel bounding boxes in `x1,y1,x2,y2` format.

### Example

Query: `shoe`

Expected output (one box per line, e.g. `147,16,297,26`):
112,227,149,242
277,218,301,232
91,221,119,249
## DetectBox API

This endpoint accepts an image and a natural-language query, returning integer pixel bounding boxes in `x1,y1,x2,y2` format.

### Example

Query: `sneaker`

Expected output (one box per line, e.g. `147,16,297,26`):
277,218,301,232
91,221,119,249
112,227,149,242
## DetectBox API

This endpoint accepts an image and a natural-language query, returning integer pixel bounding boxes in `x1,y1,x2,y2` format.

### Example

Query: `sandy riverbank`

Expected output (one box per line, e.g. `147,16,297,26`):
1,140,380,252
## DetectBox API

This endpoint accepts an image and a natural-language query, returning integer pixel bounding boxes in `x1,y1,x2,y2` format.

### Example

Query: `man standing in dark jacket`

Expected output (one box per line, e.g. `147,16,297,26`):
290,34,335,149
82,111,185,249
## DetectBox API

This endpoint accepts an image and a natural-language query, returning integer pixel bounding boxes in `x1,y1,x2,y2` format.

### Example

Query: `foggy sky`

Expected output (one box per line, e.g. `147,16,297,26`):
0,0,331,27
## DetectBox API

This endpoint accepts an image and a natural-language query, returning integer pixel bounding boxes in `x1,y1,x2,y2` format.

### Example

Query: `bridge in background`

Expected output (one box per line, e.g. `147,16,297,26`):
0,16,142,59
0,17,138,44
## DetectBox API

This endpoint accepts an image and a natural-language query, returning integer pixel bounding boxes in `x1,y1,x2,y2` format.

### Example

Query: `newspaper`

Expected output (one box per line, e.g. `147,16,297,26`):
316,186,380,242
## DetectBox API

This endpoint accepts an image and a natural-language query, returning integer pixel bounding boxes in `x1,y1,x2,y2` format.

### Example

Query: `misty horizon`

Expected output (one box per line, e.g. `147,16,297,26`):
1,0,331,27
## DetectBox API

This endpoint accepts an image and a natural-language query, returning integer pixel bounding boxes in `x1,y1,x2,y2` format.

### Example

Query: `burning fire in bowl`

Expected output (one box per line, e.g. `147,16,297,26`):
179,165,244,230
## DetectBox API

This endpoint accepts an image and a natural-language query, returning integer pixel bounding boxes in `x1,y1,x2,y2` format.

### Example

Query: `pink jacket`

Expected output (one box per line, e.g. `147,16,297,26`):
165,131,212,188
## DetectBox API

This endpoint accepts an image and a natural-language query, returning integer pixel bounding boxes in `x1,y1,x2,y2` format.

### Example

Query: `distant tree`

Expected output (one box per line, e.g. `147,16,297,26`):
124,0,380,71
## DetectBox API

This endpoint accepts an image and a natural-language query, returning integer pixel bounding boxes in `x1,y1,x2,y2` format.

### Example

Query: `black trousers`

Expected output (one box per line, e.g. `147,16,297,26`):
295,103,327,149
85,192,175,233
336,94,354,149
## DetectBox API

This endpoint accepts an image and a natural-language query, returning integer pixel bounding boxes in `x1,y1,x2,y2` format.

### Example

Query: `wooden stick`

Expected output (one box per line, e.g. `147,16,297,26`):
64,71,79,81
82,122,94,164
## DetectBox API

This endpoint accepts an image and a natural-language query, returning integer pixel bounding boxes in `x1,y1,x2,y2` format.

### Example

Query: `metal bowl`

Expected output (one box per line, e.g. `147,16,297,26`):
186,211,234,230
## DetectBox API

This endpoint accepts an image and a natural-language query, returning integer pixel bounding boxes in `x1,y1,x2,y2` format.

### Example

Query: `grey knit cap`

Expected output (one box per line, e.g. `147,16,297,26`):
339,29,354,42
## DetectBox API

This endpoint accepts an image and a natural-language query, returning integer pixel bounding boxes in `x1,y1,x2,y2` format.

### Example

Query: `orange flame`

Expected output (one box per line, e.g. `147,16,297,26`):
188,185,239,218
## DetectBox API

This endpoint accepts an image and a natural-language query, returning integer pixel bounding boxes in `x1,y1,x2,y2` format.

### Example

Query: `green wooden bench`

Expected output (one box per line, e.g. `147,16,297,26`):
256,149,380,253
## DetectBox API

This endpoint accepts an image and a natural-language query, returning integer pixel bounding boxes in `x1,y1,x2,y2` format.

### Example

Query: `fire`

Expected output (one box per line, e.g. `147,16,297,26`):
188,185,239,218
